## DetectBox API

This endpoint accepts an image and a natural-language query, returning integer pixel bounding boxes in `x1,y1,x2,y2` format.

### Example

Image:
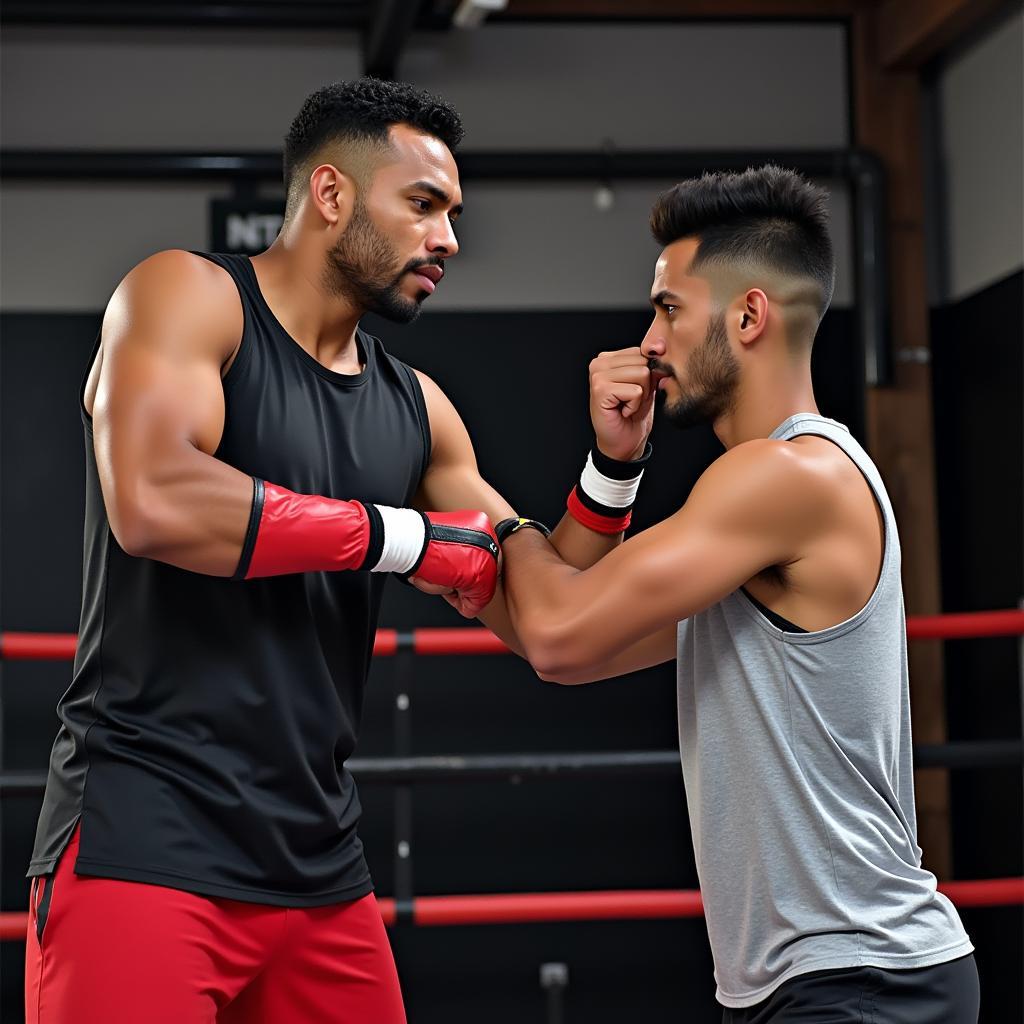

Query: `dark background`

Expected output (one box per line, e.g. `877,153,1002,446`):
1,279,1021,1020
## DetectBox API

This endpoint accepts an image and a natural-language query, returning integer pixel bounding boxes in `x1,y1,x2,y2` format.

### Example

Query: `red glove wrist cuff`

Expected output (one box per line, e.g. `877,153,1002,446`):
236,479,376,580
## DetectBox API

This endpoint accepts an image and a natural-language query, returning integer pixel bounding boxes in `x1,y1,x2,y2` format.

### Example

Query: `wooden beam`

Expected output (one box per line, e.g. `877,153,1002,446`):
503,0,859,17
851,7,951,879
876,0,1009,70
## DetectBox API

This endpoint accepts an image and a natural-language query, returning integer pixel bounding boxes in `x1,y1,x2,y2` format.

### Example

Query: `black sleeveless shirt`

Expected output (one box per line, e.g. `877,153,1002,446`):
28,253,431,905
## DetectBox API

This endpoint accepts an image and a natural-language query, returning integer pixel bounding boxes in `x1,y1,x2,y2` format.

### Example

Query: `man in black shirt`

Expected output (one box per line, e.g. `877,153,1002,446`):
25,79,631,1023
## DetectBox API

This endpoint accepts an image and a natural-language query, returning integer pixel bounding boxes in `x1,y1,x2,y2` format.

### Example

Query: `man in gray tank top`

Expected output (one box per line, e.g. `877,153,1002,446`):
500,166,978,1021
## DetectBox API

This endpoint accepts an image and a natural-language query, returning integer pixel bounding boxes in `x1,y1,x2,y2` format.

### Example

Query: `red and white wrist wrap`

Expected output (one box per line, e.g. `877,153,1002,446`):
566,442,652,535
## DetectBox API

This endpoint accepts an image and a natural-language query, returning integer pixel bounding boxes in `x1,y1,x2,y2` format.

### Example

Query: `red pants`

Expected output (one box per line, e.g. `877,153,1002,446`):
25,826,406,1024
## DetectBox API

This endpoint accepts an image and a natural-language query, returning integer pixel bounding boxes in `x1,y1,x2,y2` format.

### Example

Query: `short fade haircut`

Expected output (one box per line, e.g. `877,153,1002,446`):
283,78,464,215
650,165,835,319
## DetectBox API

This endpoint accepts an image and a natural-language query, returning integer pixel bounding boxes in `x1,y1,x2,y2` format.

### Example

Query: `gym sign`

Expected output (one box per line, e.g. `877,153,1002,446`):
210,199,285,255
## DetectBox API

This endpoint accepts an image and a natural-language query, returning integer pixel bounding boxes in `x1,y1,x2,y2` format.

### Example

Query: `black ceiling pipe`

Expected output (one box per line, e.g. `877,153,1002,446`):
2,740,1019,795
0,2,457,31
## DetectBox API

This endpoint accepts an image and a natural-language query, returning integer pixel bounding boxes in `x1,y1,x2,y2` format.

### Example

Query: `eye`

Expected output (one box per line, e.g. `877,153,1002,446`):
411,197,431,212
664,304,677,316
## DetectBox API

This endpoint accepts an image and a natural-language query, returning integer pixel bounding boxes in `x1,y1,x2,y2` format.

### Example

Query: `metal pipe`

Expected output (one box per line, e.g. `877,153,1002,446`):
3,741,1019,796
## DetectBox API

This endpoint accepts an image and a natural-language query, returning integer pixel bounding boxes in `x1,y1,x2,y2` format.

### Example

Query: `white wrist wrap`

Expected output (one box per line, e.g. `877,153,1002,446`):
579,452,644,509
371,505,427,574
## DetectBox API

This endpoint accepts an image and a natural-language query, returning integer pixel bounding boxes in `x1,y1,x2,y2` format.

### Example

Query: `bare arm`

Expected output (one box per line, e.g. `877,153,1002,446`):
411,371,628,651
540,626,678,685
503,440,829,681
93,250,253,573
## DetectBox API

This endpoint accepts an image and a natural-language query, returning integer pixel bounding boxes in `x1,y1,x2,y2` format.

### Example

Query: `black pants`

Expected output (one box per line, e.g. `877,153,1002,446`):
722,954,979,1023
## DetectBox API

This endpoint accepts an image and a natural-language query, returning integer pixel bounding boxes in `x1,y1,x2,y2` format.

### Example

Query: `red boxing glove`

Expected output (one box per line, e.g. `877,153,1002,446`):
241,481,373,579
407,510,500,617
235,482,499,617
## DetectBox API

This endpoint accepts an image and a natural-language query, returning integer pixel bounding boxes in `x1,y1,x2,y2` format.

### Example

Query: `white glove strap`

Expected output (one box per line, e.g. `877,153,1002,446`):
371,505,427,574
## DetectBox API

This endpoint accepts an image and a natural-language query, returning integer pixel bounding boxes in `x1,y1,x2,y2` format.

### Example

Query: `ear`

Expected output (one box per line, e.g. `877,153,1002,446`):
737,288,769,346
307,164,356,231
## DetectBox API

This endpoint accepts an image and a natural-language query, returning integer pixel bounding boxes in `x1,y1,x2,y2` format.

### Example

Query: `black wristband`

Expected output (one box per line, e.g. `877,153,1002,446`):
590,440,653,480
495,517,552,544
356,502,386,572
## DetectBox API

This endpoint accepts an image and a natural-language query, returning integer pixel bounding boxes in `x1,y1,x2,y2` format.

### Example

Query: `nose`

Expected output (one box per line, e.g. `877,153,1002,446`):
427,217,459,259
640,319,666,359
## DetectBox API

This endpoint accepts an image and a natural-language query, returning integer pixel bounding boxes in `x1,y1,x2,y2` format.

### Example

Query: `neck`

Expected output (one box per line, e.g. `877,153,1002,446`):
712,359,819,449
250,224,365,374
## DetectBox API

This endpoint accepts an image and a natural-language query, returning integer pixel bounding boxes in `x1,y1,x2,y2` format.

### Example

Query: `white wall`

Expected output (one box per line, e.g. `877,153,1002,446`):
0,23,852,312
936,9,1023,301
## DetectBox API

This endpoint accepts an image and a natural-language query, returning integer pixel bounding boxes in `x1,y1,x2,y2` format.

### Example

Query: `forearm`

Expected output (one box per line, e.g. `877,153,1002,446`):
474,510,617,655
476,508,618,655
502,522,682,680
547,511,622,569
109,449,468,585
545,440,650,571
501,530,581,654
106,449,253,575
497,445,647,660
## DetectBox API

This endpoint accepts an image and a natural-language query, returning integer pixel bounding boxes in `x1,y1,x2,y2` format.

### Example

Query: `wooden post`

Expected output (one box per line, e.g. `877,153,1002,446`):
851,9,951,878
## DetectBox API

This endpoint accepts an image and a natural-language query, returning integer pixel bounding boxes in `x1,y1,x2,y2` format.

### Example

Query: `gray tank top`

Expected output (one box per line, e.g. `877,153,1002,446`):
676,413,972,1009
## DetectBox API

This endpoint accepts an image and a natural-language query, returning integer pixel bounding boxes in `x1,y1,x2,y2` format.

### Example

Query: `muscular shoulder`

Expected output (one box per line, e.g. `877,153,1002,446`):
103,250,242,363
684,437,837,535
411,368,444,407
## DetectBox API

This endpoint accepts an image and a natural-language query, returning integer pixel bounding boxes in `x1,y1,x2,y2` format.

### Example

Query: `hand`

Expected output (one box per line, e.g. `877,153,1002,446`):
407,510,500,618
407,577,474,617
588,347,656,462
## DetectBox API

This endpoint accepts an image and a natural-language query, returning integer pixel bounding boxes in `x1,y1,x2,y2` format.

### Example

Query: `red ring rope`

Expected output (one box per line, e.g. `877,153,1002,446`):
1,879,1020,940
3,615,1019,938
2,609,1023,661
905,609,1024,640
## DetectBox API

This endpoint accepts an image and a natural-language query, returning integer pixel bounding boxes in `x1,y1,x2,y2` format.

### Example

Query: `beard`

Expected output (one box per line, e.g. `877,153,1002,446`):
656,311,740,430
324,199,438,325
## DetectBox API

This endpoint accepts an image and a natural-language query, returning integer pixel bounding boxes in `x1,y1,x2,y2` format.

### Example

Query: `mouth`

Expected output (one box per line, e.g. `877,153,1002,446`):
649,367,674,390
410,264,443,294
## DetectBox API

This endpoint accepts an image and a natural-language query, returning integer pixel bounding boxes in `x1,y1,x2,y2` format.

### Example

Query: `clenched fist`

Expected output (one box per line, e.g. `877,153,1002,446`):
588,347,656,462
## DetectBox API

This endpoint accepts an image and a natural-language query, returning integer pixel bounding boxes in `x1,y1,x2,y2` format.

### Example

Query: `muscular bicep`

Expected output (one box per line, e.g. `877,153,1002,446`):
92,251,249,561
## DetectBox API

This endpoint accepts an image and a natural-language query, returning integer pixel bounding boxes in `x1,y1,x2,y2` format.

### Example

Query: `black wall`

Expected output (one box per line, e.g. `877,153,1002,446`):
931,270,1024,1022
0,293,1017,1022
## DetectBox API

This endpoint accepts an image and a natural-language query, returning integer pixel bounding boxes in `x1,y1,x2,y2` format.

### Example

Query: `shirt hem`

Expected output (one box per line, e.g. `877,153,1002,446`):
715,938,976,1009
64,856,375,908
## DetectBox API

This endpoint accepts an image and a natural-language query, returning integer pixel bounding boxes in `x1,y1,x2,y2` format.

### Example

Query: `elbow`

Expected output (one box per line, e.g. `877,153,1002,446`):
535,667,577,685
520,618,590,684
110,512,157,559
107,487,165,558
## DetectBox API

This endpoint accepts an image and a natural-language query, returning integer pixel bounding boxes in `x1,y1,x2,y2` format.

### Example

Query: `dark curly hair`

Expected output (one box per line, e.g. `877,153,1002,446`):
650,165,835,316
283,78,464,209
